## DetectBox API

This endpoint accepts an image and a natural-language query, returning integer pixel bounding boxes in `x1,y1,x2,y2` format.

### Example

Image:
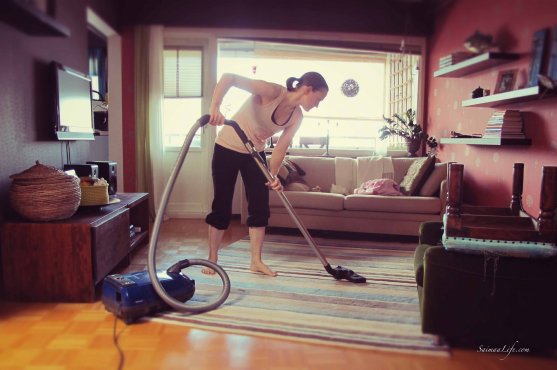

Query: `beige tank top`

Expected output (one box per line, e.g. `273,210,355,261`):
216,87,302,153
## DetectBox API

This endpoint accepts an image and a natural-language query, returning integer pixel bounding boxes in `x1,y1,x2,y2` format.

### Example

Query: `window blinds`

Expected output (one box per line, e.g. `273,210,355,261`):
163,48,202,98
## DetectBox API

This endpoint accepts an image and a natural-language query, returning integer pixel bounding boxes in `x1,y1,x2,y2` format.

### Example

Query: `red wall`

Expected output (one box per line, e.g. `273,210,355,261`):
427,0,557,216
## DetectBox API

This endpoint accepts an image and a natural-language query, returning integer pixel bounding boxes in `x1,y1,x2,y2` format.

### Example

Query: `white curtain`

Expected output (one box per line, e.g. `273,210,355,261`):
134,25,165,219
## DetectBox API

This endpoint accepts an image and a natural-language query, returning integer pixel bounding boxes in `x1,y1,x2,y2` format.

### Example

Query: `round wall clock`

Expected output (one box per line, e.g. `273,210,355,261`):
341,79,359,97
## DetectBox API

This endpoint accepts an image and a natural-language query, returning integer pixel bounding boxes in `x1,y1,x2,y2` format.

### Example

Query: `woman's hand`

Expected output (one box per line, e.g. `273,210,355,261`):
266,177,283,192
209,107,225,126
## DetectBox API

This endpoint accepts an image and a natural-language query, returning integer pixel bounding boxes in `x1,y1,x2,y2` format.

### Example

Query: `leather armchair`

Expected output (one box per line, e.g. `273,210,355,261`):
414,163,557,349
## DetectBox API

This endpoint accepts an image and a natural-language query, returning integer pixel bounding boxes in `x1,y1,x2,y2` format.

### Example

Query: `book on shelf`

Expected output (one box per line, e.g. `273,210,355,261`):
483,110,525,138
483,132,527,139
490,110,521,117
438,52,474,68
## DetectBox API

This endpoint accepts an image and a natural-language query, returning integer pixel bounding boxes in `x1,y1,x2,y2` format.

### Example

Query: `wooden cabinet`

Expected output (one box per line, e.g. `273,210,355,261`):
1,193,149,302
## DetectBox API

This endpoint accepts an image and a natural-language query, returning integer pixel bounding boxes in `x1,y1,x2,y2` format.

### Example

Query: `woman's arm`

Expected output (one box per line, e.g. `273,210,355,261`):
209,73,282,126
268,119,302,177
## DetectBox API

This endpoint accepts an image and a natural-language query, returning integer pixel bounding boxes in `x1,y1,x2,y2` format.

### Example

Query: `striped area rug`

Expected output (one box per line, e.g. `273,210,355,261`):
151,235,449,356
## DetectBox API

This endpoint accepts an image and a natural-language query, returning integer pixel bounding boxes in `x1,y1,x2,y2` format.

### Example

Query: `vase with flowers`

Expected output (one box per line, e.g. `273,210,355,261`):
378,109,428,157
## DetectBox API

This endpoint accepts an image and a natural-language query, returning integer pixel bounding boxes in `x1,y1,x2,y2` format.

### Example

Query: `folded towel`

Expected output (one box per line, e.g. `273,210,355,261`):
334,157,356,193
356,156,394,186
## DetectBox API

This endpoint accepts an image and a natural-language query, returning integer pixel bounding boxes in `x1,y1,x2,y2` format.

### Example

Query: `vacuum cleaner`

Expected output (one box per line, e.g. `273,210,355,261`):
103,112,365,323
217,115,366,284
102,115,231,323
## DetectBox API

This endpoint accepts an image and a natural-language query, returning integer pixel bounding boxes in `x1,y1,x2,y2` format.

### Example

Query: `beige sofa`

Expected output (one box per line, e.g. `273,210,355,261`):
241,156,447,237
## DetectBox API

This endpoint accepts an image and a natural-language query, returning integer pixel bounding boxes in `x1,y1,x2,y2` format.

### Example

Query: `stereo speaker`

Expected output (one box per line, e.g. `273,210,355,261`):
94,111,108,132
87,161,117,195
63,164,99,179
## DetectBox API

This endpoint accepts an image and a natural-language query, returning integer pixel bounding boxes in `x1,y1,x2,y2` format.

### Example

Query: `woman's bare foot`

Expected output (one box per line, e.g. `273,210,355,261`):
201,267,216,275
201,258,218,275
250,261,278,277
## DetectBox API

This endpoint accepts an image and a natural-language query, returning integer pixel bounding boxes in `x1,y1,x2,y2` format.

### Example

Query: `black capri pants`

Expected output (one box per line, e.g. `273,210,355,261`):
205,143,270,230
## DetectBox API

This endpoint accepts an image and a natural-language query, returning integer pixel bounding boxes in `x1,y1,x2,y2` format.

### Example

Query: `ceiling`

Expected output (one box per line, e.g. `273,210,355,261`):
117,0,455,37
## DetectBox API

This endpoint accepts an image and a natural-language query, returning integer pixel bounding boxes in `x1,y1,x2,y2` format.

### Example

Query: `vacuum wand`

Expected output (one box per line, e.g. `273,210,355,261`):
202,114,366,284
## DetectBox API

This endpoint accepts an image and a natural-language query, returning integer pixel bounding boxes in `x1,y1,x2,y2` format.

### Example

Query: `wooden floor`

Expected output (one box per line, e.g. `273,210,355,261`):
1,218,556,370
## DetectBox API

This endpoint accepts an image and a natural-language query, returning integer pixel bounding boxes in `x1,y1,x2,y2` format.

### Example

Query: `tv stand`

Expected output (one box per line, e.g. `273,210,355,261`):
1,193,149,302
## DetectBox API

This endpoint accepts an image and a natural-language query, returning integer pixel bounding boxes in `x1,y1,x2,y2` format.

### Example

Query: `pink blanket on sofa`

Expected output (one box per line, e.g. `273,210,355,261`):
354,178,403,196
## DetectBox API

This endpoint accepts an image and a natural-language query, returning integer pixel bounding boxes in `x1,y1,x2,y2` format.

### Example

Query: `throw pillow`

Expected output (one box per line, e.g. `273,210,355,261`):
399,156,435,195
277,159,306,186
419,162,448,196
277,159,310,191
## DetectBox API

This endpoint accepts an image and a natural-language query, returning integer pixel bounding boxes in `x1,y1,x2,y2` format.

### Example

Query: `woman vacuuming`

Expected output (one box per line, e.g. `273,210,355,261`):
203,72,329,276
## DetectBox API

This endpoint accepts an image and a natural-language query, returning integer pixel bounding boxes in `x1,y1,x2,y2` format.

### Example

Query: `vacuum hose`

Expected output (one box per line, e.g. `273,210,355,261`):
147,115,231,313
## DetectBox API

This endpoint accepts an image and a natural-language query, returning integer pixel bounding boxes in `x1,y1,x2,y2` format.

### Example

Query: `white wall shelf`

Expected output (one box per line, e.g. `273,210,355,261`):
440,137,532,146
433,52,519,78
461,86,555,107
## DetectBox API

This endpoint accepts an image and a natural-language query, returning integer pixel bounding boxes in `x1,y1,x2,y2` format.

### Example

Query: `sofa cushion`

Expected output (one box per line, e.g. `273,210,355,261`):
419,162,448,196
399,156,435,195
269,191,344,211
344,194,441,214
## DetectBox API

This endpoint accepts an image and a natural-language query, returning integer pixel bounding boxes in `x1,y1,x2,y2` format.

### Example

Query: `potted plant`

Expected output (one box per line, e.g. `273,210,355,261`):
378,109,427,157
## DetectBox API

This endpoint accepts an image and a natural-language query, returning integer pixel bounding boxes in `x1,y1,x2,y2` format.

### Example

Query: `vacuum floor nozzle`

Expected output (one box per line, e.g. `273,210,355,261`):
326,265,367,284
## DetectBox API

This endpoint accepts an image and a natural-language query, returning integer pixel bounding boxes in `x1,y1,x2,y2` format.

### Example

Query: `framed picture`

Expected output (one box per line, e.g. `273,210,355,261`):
494,69,517,94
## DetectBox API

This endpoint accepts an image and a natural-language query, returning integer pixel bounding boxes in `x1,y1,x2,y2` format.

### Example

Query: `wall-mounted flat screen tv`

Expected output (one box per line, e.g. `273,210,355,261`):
52,62,95,140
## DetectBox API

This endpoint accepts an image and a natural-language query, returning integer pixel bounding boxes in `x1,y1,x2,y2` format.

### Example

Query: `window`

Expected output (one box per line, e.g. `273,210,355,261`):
217,40,420,155
163,48,203,148
385,53,420,149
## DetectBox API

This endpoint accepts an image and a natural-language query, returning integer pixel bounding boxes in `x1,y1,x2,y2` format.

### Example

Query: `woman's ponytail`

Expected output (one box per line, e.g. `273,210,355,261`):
286,77,299,92
286,72,328,92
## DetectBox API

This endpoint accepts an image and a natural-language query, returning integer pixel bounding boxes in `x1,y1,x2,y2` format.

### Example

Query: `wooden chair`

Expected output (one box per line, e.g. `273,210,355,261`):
459,162,524,216
418,162,525,246
445,162,557,244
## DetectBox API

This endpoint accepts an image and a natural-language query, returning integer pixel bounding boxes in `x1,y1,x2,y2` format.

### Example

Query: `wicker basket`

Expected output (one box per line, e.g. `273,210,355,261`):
80,184,109,206
9,161,81,221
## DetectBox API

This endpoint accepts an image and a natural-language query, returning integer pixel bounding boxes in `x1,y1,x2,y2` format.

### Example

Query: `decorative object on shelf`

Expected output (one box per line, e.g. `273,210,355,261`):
341,79,359,97
471,86,485,98
464,31,497,54
538,74,556,98
379,109,427,157
9,161,81,221
494,69,518,94
450,131,482,138
527,28,549,87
